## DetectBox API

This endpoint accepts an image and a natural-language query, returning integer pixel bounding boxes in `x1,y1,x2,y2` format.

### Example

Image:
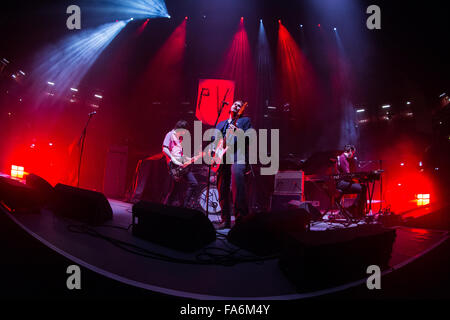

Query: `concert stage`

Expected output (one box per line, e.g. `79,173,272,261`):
2,196,447,299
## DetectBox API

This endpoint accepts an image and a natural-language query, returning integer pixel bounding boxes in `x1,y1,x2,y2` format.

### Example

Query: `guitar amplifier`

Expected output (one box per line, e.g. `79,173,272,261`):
274,170,304,197
271,171,304,211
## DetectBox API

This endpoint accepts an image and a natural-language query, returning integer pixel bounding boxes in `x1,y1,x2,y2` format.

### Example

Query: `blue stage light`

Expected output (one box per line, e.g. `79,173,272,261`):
29,20,128,102
89,0,169,20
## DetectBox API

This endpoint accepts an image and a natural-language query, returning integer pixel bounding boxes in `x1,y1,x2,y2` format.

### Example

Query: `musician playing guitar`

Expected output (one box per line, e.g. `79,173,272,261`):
213,100,252,230
335,144,367,217
162,120,199,208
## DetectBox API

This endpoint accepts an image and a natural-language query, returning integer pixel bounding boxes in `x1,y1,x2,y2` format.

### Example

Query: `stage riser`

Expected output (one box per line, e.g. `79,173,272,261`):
279,224,396,292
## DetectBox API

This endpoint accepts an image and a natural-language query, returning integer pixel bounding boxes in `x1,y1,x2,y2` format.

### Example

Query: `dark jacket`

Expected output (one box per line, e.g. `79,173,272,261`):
215,117,252,163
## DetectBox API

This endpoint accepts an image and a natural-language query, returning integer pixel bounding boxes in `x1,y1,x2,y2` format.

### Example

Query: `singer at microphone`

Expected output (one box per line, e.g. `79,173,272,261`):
213,100,252,230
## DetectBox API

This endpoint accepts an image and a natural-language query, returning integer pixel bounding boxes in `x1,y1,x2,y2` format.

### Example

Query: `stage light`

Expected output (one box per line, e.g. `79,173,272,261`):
300,24,303,28
11,75,16,79
382,104,391,109
185,16,188,20
356,108,365,113
218,18,254,107
419,161,423,167
241,17,244,21
416,194,430,206
94,94,103,99
400,162,405,166
130,17,134,20
277,22,317,107
30,21,128,101
278,19,281,24
30,144,35,148
439,93,446,98
406,101,411,105
168,15,171,18
49,142,53,147
333,27,337,31
11,165,25,179
70,88,78,92
87,0,169,20
318,24,321,27
19,70,25,76
2,58,10,64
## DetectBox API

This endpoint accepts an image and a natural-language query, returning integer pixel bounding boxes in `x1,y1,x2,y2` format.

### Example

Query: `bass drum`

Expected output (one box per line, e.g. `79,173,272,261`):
197,184,221,214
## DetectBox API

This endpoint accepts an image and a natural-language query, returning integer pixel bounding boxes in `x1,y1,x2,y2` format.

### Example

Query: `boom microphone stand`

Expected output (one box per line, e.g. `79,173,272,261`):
77,111,96,188
205,88,229,217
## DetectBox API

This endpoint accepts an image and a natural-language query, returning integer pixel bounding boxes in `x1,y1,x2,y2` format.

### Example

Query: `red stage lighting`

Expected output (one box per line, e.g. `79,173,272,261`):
140,19,187,99
185,16,188,20
217,18,255,103
277,23,318,109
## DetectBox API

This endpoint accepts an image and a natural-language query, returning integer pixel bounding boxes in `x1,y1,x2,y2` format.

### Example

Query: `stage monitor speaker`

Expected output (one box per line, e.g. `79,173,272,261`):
288,201,322,221
26,173,55,205
278,224,396,292
227,209,310,256
270,194,301,211
132,201,216,252
0,176,41,213
53,184,113,225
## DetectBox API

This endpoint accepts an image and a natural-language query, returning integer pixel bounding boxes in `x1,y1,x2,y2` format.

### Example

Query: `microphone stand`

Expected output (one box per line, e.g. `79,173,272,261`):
77,112,95,188
205,89,229,217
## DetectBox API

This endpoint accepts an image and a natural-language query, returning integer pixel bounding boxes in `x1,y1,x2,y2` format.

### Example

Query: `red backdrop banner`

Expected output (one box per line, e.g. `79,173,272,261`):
195,79,235,126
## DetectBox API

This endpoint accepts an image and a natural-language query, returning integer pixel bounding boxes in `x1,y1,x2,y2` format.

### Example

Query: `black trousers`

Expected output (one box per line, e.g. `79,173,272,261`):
336,180,367,215
217,163,248,223
165,171,198,208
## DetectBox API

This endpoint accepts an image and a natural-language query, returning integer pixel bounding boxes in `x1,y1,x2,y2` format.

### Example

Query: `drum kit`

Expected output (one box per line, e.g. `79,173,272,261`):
190,164,221,214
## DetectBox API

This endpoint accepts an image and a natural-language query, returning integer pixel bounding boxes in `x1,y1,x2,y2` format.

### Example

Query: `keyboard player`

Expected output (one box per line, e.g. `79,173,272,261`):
335,144,367,217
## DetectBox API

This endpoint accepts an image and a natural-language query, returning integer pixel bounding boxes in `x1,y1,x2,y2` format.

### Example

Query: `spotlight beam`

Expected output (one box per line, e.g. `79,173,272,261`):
29,20,128,102
87,0,169,20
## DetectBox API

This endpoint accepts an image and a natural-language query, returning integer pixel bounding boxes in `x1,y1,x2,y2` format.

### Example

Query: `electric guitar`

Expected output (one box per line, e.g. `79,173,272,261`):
211,102,248,174
168,152,204,181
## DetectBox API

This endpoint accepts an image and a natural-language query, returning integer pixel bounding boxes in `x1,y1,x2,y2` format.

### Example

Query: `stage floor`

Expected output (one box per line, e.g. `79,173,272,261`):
3,198,448,300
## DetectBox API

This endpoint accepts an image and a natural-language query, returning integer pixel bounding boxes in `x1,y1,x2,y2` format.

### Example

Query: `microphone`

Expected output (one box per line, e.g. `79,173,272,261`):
89,111,97,116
